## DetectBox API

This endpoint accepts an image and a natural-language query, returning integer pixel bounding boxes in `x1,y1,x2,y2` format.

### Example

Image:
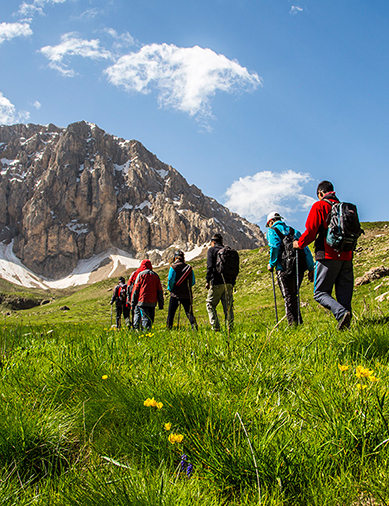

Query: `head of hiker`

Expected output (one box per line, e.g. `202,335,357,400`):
174,250,185,261
266,211,283,228
211,233,223,246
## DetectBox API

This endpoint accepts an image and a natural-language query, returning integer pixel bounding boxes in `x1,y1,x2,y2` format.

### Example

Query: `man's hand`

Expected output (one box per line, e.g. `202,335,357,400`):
308,270,314,282
205,282,210,290
267,264,273,272
293,240,300,249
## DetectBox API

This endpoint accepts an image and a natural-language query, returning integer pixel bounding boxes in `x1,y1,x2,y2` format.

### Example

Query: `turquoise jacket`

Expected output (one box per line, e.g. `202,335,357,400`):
267,220,314,272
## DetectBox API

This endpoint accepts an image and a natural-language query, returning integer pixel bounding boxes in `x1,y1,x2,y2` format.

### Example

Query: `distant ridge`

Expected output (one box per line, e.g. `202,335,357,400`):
0,121,265,285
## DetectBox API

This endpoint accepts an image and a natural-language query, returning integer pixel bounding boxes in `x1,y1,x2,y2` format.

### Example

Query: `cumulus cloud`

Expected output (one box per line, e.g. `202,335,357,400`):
40,32,113,77
32,100,41,109
0,22,33,44
104,43,262,124
0,92,29,124
224,170,315,223
290,6,303,15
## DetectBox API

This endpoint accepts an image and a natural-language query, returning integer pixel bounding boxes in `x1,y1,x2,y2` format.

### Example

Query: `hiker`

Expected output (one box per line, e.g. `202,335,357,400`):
205,233,239,331
266,212,314,326
293,180,355,330
130,259,164,330
166,250,198,330
110,276,130,329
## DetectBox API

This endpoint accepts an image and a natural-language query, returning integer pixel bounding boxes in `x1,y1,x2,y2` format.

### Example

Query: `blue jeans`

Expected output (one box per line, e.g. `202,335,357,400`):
133,306,155,330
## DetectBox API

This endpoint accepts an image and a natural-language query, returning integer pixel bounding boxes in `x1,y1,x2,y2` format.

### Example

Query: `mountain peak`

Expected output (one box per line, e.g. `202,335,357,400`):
0,121,265,282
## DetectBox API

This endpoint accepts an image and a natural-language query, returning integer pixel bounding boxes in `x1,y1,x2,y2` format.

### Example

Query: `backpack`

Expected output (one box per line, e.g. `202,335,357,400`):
118,284,127,305
324,200,363,252
273,227,307,276
216,246,240,280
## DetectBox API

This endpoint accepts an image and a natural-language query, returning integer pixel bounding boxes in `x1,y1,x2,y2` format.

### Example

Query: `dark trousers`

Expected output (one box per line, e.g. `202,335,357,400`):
116,305,130,328
166,297,197,329
276,269,304,325
314,259,353,321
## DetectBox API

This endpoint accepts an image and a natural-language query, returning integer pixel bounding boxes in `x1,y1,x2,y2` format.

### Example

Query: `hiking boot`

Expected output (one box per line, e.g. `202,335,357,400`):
337,311,351,330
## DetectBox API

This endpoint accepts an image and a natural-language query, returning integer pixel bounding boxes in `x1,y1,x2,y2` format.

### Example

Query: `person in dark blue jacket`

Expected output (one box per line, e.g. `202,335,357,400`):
266,212,314,325
166,250,197,330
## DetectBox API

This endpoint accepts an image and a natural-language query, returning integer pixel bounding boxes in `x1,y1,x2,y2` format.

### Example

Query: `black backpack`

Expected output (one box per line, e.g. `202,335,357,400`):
216,246,240,280
273,227,307,276
118,284,127,305
324,200,363,252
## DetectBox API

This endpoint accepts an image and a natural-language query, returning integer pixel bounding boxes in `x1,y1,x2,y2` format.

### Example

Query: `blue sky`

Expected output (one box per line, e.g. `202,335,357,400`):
1,0,388,233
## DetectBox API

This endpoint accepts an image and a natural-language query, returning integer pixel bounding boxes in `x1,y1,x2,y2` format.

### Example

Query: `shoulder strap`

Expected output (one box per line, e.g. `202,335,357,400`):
174,264,193,287
272,227,284,240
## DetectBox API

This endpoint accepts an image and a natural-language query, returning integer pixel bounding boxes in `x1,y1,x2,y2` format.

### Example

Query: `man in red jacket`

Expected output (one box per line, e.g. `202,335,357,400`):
293,180,353,330
130,259,164,330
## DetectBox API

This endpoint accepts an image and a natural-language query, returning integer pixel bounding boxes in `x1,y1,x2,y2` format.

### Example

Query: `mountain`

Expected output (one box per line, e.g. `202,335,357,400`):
0,121,265,286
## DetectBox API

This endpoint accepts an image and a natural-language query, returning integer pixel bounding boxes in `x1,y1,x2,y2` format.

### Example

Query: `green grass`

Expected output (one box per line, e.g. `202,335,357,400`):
0,222,388,505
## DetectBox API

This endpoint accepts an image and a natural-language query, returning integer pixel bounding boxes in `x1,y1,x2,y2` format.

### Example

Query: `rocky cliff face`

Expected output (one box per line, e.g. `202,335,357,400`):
0,121,265,279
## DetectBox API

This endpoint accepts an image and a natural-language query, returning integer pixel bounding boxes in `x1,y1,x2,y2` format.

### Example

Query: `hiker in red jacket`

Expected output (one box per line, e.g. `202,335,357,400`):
293,181,353,330
130,259,164,330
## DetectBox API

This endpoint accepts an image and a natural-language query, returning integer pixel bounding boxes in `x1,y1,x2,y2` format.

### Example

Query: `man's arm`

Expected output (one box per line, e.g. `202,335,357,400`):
294,201,325,249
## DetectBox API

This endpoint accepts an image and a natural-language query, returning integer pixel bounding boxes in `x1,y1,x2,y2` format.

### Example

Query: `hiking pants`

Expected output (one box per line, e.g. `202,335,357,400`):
314,259,353,322
133,306,155,330
206,283,234,331
115,304,130,329
276,270,303,326
166,296,197,330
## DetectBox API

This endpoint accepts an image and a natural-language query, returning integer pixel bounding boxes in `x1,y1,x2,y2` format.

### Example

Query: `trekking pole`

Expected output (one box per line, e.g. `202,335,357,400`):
271,270,278,325
296,250,301,325
222,273,231,355
177,300,181,330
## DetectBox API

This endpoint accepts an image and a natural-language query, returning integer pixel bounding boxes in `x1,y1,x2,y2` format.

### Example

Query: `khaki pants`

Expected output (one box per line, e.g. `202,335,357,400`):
206,283,234,331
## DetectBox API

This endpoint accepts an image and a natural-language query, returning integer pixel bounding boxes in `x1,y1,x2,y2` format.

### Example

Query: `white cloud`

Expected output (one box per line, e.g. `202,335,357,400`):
104,28,136,51
290,6,303,15
40,32,113,77
18,0,67,17
104,43,262,124
0,92,30,124
33,100,41,109
0,22,33,44
224,170,315,223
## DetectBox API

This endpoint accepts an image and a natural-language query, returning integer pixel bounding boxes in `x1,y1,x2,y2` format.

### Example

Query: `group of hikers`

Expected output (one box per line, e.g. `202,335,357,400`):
111,180,363,332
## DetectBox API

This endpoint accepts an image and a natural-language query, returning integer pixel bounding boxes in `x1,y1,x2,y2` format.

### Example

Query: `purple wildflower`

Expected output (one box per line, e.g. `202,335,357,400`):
186,462,193,478
180,454,187,471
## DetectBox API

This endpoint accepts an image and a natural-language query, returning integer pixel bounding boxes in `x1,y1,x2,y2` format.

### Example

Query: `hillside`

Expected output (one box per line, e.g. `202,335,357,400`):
2,221,388,327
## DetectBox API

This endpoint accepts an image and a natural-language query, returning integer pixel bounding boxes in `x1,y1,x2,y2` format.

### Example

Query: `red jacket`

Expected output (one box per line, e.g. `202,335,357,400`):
298,192,353,261
131,259,164,309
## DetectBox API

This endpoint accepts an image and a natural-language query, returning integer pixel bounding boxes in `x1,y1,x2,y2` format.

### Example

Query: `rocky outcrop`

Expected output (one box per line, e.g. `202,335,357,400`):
355,266,389,286
0,121,265,279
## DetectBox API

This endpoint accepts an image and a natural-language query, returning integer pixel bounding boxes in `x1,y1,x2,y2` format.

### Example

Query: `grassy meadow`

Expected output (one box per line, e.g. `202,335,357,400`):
0,222,389,505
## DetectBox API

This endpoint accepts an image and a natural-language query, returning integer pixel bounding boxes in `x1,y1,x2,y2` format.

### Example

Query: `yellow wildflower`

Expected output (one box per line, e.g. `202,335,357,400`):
338,364,349,372
144,397,161,408
164,422,172,431
168,433,184,445
357,383,368,391
356,365,373,378
102,375,108,380
368,375,378,382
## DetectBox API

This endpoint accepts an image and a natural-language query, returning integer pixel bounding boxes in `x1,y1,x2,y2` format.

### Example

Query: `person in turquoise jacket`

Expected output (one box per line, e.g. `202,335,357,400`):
266,211,314,325
166,250,198,330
